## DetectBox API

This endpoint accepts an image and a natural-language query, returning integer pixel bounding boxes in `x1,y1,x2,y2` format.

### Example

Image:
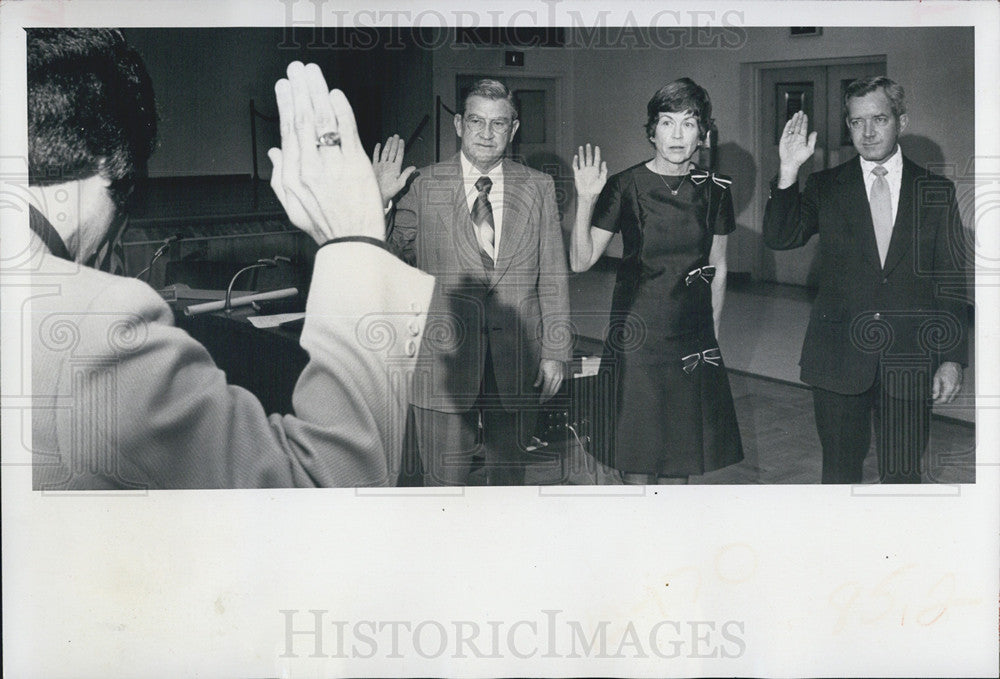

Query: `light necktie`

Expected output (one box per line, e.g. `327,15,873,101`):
869,164,892,266
471,175,495,268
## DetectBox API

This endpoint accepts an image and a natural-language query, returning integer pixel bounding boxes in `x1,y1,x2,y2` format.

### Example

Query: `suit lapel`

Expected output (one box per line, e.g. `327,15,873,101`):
492,159,531,285
836,158,883,272
437,155,491,284
881,157,915,277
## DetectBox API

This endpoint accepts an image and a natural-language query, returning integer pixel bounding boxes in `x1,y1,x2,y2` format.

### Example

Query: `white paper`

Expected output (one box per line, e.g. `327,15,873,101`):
247,312,306,329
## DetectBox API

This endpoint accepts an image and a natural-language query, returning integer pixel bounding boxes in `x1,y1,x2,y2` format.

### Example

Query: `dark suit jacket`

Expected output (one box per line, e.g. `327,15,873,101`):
763,154,969,397
387,154,571,413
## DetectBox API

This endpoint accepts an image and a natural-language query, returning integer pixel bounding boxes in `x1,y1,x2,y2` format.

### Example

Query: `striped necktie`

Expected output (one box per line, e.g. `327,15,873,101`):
472,175,495,267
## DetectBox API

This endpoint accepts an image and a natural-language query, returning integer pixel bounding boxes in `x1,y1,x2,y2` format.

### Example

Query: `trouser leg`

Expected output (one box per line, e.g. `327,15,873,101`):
813,385,876,484
412,405,478,486
481,406,530,486
873,386,929,484
479,341,536,486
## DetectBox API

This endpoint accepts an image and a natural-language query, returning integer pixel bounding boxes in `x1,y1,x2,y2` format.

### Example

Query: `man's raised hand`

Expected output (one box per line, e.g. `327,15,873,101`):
373,134,417,207
777,111,817,188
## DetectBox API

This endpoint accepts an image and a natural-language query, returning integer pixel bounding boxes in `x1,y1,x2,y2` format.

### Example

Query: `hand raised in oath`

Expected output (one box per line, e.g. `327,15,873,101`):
372,134,417,207
268,61,385,243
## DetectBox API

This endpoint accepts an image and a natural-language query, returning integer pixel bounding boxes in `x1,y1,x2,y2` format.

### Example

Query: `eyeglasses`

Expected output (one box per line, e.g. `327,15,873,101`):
463,115,512,134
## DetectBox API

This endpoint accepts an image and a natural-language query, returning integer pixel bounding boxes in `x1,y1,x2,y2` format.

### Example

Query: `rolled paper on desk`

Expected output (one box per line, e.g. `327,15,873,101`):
183,287,299,316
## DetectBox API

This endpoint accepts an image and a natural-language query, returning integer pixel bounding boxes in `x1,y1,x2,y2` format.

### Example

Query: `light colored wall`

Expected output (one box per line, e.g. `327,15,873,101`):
125,26,974,280
571,26,975,278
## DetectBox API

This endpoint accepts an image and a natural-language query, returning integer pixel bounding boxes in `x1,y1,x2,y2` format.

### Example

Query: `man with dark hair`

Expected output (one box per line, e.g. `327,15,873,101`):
375,78,571,485
26,28,156,270
763,75,969,484
26,29,434,489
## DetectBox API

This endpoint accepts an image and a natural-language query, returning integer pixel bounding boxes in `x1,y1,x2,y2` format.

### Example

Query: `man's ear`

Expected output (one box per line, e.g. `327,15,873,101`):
509,118,520,141
454,113,463,138
94,159,113,189
898,113,909,134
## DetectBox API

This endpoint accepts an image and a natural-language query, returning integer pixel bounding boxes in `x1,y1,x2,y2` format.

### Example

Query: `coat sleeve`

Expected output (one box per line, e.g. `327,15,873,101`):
762,174,820,250
385,178,419,266
536,174,572,363
45,242,435,489
929,177,971,368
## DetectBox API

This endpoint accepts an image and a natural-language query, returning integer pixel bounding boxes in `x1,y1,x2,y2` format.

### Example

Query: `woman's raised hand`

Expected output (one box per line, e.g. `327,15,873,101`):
268,61,385,244
573,143,607,199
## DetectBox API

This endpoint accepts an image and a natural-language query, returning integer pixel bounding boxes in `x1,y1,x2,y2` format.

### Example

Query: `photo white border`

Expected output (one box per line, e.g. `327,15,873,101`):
2,1,997,677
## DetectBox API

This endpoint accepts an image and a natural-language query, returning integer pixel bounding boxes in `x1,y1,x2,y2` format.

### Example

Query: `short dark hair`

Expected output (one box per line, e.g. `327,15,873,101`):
460,78,518,120
843,75,906,119
27,28,157,208
645,78,712,141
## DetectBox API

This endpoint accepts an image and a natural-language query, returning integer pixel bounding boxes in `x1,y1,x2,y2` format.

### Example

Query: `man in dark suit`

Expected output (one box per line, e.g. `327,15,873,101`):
763,76,969,484
377,79,571,486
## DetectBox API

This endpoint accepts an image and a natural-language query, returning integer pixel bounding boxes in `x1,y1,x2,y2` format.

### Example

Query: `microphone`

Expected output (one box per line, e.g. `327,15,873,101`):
224,255,291,313
135,234,181,281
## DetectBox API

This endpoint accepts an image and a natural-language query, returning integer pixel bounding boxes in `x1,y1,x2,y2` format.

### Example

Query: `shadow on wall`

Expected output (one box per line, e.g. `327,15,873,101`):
900,134,946,172
716,141,760,282
522,151,575,223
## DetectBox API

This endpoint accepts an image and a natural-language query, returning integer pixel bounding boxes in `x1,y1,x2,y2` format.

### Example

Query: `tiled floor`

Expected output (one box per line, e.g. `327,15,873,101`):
689,372,976,485
567,267,977,485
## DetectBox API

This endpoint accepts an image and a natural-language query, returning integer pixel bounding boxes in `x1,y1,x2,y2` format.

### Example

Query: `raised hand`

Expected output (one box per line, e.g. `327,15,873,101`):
372,134,417,207
267,61,384,243
573,143,608,199
778,111,817,173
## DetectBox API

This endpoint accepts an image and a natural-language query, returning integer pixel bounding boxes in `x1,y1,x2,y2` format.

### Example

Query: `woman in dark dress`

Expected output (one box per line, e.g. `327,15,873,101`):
570,78,743,485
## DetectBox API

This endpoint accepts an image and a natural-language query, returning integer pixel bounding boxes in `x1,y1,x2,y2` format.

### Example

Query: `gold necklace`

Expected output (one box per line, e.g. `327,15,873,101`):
655,171,686,195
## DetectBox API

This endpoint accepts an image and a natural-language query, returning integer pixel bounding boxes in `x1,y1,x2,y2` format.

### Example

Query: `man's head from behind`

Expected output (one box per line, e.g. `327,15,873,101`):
454,79,519,174
27,28,157,261
843,75,908,163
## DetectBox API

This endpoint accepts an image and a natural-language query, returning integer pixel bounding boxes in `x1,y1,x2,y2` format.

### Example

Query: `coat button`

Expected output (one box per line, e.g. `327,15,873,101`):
882,278,888,284
405,340,417,356
873,312,882,320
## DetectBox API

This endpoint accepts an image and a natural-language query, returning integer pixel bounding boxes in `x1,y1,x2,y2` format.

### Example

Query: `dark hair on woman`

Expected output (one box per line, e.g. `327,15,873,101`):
27,28,157,208
645,78,712,141
842,75,906,120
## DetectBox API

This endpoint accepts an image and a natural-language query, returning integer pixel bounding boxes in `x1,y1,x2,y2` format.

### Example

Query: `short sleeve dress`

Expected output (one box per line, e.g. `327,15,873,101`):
592,163,744,477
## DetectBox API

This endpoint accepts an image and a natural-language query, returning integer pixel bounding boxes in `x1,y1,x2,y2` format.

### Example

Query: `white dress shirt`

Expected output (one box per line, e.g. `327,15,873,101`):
859,145,903,227
459,152,505,261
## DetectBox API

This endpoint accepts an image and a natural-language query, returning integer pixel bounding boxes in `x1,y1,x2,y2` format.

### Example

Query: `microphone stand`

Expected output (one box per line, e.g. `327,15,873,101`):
135,235,179,282
224,256,291,313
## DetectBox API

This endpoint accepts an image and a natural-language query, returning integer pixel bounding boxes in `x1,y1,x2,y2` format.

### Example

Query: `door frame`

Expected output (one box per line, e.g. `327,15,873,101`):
434,66,568,170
